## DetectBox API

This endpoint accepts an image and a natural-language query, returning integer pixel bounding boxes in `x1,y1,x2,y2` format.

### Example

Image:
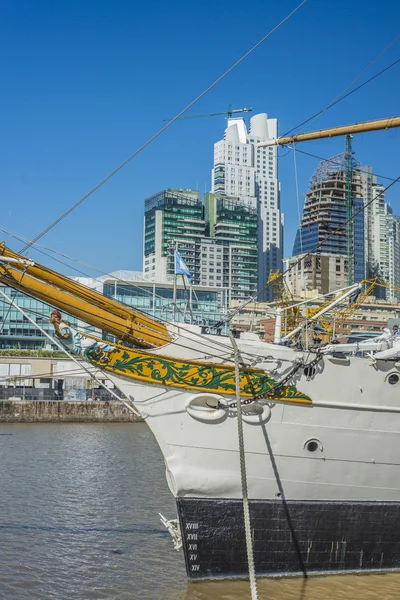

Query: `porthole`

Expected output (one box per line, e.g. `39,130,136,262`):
388,373,400,386
304,438,322,453
304,366,316,378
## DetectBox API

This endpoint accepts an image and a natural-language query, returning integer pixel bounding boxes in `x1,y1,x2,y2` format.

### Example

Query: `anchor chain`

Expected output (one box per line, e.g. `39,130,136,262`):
223,353,323,409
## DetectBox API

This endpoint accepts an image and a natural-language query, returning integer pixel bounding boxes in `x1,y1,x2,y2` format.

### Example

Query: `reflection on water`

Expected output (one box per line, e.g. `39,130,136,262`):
181,573,400,600
0,423,399,600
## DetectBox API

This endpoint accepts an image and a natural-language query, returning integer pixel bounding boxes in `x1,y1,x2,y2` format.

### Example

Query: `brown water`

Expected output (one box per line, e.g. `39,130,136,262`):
0,423,399,600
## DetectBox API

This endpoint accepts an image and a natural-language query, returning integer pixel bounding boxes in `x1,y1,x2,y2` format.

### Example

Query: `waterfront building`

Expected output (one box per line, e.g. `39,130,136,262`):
98,271,228,324
143,187,257,303
0,286,77,350
212,113,283,299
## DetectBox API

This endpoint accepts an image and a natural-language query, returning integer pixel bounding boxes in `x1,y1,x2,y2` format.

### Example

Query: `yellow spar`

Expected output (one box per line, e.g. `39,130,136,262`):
0,243,171,348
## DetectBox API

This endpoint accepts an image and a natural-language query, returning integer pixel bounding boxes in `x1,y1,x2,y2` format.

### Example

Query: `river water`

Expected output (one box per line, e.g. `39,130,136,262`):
0,423,399,600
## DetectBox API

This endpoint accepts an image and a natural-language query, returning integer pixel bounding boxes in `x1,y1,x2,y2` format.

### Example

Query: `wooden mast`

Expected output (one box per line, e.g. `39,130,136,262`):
0,244,171,348
257,116,400,147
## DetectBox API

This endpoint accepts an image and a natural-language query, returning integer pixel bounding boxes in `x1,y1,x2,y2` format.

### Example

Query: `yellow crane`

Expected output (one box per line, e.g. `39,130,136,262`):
305,278,400,341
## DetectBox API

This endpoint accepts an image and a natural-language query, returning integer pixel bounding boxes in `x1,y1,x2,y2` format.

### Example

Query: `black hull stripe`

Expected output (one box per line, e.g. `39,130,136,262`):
177,498,400,579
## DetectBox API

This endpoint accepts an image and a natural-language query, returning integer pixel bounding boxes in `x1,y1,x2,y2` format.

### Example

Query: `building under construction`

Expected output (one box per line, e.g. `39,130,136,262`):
292,151,365,284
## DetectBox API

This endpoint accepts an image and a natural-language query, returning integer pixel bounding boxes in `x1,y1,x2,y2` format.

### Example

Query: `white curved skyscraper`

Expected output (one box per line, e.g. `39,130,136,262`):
212,113,283,300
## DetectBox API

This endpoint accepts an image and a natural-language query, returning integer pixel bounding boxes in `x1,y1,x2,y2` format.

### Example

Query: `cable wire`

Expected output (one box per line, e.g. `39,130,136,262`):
218,176,400,325
283,32,400,137
286,147,397,181
19,0,307,255
0,226,266,358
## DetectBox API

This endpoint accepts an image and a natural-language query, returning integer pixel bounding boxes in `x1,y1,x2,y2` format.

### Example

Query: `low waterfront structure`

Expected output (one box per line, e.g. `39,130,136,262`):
231,293,400,342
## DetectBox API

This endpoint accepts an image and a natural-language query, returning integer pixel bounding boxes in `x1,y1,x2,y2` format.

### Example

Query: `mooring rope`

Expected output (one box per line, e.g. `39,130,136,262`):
229,332,258,600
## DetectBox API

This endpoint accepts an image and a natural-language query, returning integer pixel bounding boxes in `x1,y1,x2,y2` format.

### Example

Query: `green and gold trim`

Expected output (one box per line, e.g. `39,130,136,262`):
85,344,311,404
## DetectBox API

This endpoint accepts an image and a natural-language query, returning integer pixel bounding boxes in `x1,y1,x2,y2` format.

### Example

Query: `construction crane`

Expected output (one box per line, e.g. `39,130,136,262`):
163,104,252,121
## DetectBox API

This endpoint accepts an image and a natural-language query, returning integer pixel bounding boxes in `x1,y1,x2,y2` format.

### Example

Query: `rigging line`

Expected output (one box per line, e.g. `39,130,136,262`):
18,1,307,255
256,176,400,300
282,55,400,138
285,147,397,182
0,292,254,364
291,32,400,136
0,226,196,308
0,287,141,416
0,230,258,356
0,264,30,335
293,146,303,254
219,176,400,324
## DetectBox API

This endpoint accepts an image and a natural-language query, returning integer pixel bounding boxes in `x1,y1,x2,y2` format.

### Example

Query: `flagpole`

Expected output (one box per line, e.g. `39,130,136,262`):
173,240,178,322
182,273,194,323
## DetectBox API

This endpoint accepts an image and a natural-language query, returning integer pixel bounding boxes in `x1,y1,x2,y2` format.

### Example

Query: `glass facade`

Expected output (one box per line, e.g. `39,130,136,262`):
292,155,365,284
353,197,365,283
208,194,258,301
144,189,205,284
0,286,77,350
102,281,227,326
0,276,228,350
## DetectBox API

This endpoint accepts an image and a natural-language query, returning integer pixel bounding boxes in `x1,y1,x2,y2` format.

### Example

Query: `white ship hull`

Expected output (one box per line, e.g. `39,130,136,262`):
104,330,400,578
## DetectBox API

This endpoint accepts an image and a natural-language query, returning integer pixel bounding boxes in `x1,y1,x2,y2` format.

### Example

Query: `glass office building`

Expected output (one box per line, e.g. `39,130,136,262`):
0,286,76,350
102,271,228,326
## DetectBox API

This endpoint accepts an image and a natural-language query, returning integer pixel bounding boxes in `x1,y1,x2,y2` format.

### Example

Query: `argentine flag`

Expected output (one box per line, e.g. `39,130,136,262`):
175,251,192,283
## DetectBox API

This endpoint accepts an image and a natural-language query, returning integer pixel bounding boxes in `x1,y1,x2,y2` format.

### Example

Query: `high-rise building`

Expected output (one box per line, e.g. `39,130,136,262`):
143,188,257,303
212,113,283,300
292,152,365,284
143,189,205,284
361,168,400,300
204,193,258,302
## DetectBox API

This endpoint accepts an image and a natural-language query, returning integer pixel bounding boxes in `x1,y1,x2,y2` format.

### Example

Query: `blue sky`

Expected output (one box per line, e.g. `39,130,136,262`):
1,0,399,277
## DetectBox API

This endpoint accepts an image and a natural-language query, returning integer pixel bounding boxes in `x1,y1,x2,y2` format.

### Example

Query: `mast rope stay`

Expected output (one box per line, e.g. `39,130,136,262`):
0,288,141,417
18,0,307,255
215,175,400,327
282,37,400,138
293,145,303,254
229,331,259,600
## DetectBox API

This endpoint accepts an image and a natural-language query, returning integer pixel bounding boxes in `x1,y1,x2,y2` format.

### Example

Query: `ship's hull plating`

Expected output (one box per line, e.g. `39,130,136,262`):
178,497,400,578
104,334,400,580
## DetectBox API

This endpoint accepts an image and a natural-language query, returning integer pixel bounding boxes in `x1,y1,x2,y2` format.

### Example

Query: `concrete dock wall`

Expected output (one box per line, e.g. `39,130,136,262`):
0,401,143,423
